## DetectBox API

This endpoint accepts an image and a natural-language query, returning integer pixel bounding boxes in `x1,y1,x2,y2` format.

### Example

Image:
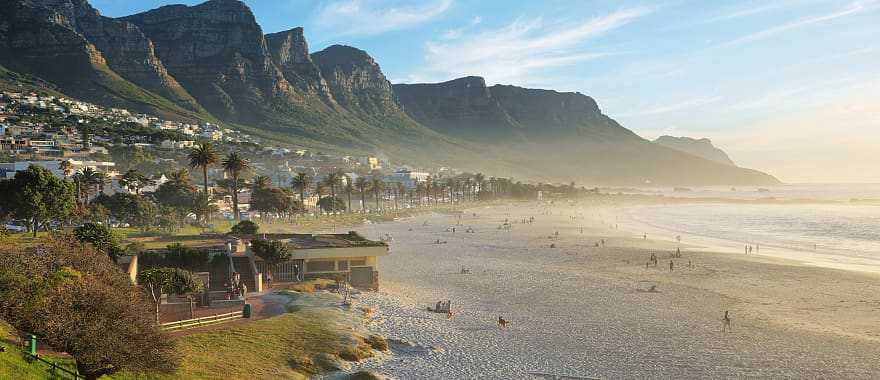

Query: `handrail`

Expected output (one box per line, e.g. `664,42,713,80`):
25,352,84,380
159,310,243,331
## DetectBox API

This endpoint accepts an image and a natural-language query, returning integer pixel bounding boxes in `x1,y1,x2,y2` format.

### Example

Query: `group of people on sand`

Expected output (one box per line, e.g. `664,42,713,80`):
744,244,759,255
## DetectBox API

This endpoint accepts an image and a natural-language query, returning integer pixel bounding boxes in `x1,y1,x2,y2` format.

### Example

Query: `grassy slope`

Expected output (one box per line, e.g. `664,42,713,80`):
113,291,384,380
3,296,381,380
0,323,77,380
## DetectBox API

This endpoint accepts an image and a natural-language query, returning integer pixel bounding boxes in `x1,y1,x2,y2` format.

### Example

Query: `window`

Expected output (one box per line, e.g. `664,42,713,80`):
350,259,367,266
306,260,335,272
338,260,349,271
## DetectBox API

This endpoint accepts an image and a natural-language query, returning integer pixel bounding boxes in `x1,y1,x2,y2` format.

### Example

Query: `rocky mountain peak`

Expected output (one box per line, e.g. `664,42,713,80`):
266,27,336,104
312,44,400,116
122,0,295,122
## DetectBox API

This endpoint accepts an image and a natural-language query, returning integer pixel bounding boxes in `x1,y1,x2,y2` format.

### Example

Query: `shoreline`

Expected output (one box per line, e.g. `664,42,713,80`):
332,201,880,379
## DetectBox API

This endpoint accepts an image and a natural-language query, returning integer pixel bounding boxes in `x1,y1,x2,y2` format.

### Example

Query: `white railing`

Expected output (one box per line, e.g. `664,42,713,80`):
159,310,243,331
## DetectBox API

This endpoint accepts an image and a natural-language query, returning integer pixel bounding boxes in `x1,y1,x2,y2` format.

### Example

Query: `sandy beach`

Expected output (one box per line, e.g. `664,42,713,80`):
320,201,880,379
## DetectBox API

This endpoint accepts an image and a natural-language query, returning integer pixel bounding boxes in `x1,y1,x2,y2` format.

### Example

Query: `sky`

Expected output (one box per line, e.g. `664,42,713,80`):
92,0,880,183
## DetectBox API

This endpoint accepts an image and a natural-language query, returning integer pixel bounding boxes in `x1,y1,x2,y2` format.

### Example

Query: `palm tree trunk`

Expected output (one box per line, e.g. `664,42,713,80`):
232,174,240,221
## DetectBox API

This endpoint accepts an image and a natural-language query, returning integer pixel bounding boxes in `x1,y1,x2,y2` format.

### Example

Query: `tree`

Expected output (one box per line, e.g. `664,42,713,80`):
59,159,74,178
119,169,153,195
323,171,344,199
370,177,384,211
355,176,369,213
290,172,312,213
73,222,116,256
250,239,291,279
187,142,219,195
163,243,210,271
152,169,198,223
138,267,205,323
94,192,158,231
317,196,346,213
0,165,75,236
0,238,179,379
73,167,107,202
344,176,353,212
230,220,259,235
222,152,250,221
190,192,218,226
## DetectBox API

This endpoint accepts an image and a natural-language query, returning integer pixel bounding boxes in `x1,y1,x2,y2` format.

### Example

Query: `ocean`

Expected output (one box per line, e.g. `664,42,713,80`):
614,184,880,272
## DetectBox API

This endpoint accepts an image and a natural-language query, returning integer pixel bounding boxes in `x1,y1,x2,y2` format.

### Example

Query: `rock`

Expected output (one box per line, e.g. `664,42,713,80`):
266,27,336,106
0,0,201,120
312,45,401,116
121,0,297,123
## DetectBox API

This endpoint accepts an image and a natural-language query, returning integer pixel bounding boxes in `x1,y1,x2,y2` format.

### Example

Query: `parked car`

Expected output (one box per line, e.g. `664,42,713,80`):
3,223,27,233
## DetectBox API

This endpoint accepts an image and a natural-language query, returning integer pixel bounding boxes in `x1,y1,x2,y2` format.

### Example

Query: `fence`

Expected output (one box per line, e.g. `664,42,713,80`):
15,334,83,380
159,310,244,331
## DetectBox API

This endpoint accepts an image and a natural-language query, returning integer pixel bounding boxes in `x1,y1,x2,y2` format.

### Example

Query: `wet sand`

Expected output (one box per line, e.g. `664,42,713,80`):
335,202,880,379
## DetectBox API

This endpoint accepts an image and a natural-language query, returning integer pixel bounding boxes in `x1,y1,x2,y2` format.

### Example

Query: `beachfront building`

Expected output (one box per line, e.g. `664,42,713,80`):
248,232,389,290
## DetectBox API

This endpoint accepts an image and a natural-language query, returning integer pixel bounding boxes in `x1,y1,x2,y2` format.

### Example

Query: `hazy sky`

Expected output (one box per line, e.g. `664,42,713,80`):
93,0,880,183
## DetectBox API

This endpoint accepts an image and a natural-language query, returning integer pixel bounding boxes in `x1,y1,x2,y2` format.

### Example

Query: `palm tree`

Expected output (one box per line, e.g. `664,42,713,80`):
396,182,406,210
290,172,312,213
370,177,384,211
323,171,343,198
344,176,353,213
222,152,250,221
474,173,485,200
445,178,456,205
355,176,369,213
75,167,105,202
415,181,426,207
188,142,219,195
252,175,272,190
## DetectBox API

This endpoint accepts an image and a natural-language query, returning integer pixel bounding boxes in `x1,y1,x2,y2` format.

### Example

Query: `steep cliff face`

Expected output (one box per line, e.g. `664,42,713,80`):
265,27,336,107
28,0,204,113
121,0,295,123
488,85,639,142
394,76,778,185
393,76,638,142
654,136,737,166
0,0,203,120
393,77,522,139
312,45,401,116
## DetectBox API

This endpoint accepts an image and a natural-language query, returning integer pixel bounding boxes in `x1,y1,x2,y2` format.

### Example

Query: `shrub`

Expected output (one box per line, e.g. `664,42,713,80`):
230,220,258,235
0,238,179,379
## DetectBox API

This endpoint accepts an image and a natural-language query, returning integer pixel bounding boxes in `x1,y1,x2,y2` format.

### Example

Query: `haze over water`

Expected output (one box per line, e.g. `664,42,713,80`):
616,184,880,272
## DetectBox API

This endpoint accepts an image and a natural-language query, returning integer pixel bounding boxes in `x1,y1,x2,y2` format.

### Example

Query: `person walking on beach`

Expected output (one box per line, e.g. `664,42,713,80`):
722,311,732,332
745,245,749,255
644,233,647,240
669,260,674,272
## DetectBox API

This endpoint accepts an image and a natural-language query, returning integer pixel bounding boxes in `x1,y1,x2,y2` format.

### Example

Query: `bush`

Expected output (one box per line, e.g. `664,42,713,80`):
164,243,210,271
0,238,179,379
230,220,259,235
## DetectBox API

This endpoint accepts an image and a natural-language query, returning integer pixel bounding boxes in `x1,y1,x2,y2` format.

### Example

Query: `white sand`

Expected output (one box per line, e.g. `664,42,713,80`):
330,202,880,379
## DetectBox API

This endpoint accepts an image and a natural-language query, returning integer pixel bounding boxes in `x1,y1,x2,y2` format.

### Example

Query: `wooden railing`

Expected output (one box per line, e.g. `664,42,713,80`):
159,310,243,331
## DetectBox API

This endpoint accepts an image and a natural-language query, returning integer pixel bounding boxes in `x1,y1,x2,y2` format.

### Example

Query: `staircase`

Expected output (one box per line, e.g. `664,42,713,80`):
231,256,256,292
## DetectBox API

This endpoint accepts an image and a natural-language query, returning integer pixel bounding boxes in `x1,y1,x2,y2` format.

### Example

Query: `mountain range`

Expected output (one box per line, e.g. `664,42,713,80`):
0,0,779,185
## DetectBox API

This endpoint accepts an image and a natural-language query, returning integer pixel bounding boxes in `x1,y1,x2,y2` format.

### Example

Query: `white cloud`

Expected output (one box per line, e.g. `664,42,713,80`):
313,0,452,37
441,16,482,40
409,6,653,84
721,0,880,47
642,96,723,115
